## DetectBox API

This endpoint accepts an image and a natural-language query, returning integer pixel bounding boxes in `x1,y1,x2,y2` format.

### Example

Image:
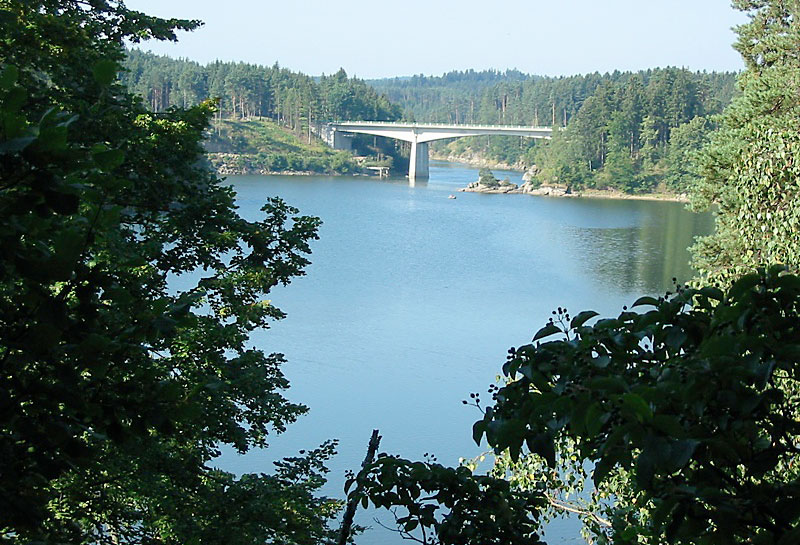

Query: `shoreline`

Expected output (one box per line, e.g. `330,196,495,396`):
431,153,687,203
213,154,687,203
561,188,688,203
459,182,688,203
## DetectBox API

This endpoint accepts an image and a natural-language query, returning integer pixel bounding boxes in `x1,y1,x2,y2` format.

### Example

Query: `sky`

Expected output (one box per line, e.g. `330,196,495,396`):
124,0,748,79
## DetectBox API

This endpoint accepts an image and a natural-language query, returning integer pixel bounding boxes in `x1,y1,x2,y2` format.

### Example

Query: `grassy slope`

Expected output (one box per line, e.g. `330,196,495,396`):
205,119,358,175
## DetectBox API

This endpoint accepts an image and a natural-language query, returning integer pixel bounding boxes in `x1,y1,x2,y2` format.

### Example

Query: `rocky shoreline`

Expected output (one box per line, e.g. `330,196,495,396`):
459,175,687,203
459,179,572,197
207,153,319,176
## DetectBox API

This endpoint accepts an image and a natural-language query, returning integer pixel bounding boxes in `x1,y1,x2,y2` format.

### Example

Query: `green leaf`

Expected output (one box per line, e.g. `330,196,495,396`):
669,439,699,470
665,326,687,350
588,376,627,394
632,295,660,307
37,125,68,152
48,229,85,280
621,393,652,422
93,148,125,171
651,415,684,437
755,359,776,389
591,354,611,368
570,310,598,329
526,433,556,467
92,59,119,85
152,315,177,335
635,448,656,488
585,402,608,436
472,420,485,446
0,136,35,153
700,335,737,358
532,322,561,341
727,273,761,300
4,86,26,112
698,286,724,301
0,64,18,90
776,274,800,291
593,457,614,487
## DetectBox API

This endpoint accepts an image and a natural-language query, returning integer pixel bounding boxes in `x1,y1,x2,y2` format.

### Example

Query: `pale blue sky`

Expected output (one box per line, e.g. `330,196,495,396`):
124,0,747,78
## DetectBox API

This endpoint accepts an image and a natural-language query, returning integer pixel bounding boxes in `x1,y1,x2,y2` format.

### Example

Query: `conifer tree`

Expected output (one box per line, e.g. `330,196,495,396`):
692,0,800,284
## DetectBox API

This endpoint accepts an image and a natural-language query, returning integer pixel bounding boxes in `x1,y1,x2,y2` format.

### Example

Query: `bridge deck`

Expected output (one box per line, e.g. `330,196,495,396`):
314,121,552,181
329,121,553,131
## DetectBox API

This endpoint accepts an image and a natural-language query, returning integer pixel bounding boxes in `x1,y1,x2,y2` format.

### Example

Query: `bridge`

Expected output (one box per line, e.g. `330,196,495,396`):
313,122,552,182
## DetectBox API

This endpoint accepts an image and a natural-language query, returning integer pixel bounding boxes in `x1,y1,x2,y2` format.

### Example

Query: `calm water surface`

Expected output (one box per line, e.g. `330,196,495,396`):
219,161,713,544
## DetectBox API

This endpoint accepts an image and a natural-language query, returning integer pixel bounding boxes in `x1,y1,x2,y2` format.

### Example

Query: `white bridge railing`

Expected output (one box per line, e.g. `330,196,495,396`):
328,121,552,131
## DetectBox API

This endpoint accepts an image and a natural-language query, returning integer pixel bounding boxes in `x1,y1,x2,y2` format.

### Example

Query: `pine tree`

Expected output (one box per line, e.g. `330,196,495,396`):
691,0,800,284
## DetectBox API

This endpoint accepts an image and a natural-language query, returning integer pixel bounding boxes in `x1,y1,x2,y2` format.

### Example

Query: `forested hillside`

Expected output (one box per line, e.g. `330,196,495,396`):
124,50,740,193
121,50,405,173
371,69,739,193
123,49,400,124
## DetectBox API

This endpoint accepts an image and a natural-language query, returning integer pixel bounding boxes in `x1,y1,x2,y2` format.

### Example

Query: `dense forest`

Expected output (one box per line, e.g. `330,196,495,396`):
121,49,405,172
371,68,738,193
123,49,401,124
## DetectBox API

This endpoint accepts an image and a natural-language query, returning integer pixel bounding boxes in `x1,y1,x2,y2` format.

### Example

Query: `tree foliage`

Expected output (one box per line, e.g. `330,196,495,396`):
691,0,800,284
0,1,340,543
350,454,546,545
474,267,800,544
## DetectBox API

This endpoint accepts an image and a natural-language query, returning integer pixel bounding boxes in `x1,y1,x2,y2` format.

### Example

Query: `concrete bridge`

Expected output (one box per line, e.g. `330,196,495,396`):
313,122,552,182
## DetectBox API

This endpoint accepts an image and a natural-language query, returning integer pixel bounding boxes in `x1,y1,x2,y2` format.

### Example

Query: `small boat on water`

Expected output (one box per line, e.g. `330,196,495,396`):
448,194,457,199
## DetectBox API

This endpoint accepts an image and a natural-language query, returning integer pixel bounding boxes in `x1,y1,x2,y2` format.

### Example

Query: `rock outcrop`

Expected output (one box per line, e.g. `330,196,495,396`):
521,165,540,183
460,178,572,196
459,179,519,194
518,181,570,196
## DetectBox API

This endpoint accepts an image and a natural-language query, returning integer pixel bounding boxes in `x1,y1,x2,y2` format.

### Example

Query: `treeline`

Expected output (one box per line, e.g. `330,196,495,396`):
370,68,735,126
368,69,535,123
123,49,401,124
371,68,738,192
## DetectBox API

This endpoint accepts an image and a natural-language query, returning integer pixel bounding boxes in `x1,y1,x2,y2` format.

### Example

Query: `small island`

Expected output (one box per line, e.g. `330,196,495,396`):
460,168,570,196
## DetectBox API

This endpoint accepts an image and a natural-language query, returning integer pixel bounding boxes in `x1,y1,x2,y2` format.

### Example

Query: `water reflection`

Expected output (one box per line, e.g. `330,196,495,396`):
566,199,713,292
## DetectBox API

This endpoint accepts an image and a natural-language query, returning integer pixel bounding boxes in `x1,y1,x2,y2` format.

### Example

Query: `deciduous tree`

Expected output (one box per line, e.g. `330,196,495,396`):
0,2,339,543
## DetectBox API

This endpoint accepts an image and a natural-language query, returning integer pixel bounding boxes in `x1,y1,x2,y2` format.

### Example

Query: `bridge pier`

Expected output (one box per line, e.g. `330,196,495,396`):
332,130,353,151
409,141,429,182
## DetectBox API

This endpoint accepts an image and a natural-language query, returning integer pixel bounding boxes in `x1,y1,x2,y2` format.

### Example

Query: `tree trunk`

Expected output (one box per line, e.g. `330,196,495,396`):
337,430,381,545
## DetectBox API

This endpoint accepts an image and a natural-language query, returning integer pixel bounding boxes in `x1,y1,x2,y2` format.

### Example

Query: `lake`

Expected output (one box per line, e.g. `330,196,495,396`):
219,161,713,544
